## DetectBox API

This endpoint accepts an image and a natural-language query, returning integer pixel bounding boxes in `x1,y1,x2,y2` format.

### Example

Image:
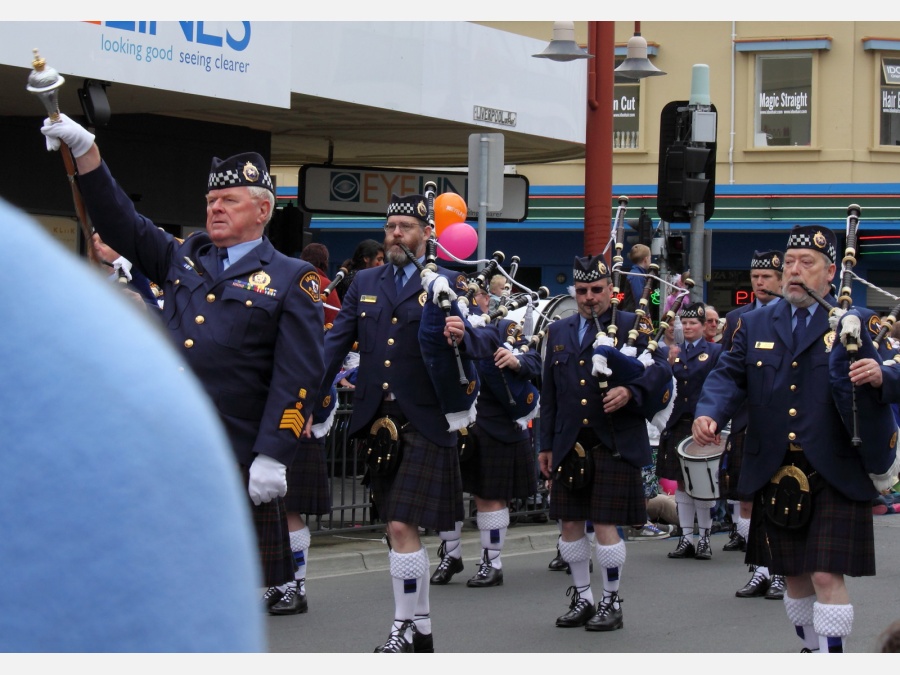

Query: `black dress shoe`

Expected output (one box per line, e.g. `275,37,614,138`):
585,593,624,632
694,535,712,560
467,551,504,587
263,586,284,609
268,583,308,615
556,586,596,627
412,630,434,653
765,574,786,600
667,537,696,559
735,566,770,598
723,531,746,552
430,548,464,585
548,547,568,571
374,620,415,653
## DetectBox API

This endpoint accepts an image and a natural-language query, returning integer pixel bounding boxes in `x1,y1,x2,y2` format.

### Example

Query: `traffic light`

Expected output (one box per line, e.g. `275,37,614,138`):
656,100,717,223
667,234,686,274
637,208,653,247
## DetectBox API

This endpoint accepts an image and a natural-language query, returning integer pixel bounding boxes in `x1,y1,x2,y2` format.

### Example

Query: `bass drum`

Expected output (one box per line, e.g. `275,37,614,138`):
506,294,578,360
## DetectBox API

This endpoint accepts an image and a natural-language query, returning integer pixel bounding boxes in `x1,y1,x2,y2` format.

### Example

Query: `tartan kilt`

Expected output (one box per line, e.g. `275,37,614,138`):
369,428,465,532
718,428,751,501
746,475,875,577
549,442,646,527
240,465,296,587
461,425,536,501
657,416,694,481
284,436,332,516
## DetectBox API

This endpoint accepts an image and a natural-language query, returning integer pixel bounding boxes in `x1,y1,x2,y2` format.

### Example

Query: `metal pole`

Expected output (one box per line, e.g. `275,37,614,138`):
477,133,488,269
689,196,705,303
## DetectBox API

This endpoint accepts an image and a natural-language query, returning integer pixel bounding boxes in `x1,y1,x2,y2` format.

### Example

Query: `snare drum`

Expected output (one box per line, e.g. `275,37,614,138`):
676,433,729,501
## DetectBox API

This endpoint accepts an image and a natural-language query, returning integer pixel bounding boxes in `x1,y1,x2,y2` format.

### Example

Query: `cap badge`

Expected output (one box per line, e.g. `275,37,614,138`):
242,162,260,183
813,231,827,249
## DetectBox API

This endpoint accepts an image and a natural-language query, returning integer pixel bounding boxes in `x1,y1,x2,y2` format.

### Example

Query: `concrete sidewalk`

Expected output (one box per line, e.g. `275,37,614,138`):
306,520,563,579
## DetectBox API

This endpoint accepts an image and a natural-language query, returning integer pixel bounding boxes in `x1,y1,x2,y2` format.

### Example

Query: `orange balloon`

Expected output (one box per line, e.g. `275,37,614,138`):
433,192,468,237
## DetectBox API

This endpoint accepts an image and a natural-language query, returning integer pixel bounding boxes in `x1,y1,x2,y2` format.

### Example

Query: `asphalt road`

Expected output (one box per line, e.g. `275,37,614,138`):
265,517,900,654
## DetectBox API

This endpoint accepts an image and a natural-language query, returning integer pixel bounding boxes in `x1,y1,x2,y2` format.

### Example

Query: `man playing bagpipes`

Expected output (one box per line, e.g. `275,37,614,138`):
538,254,673,633
693,224,900,653
430,282,542,589
311,193,494,653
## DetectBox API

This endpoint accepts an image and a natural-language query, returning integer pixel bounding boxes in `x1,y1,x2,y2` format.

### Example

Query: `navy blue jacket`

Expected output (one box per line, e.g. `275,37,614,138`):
662,338,722,432
78,161,325,468
540,307,672,471
319,262,494,448
696,297,896,501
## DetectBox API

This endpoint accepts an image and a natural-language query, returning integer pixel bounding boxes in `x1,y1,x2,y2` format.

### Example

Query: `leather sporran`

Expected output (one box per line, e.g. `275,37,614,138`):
457,425,478,464
763,465,813,529
554,442,594,492
366,416,403,477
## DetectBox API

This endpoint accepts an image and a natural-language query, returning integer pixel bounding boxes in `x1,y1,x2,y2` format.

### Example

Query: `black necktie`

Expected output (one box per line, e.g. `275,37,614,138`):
792,306,809,351
218,248,229,274
395,267,405,294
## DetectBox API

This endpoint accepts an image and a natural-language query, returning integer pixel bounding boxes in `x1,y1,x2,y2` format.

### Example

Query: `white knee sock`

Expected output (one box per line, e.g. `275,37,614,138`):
412,547,432,636
477,508,509,569
784,593,819,652
290,526,311,587
437,520,463,559
559,536,593,604
389,548,429,623
694,499,713,534
595,540,627,599
814,602,854,653
676,490,696,540
736,515,750,541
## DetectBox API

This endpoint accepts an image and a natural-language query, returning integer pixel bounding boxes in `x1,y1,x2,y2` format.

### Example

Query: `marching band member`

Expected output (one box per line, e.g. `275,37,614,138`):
313,193,493,653
655,303,723,561
40,115,326,615
538,254,671,633
431,306,541,588
720,250,786,599
693,225,900,653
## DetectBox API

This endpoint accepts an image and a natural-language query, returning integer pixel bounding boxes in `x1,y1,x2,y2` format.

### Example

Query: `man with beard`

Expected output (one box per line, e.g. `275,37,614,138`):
314,193,492,652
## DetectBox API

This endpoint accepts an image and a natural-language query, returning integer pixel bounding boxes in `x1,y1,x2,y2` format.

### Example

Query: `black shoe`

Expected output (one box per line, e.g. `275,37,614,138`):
467,551,504,587
667,537,696,559
430,542,464,585
723,531,746,552
548,547,568,572
695,534,712,560
735,566,770,598
262,586,283,609
765,574,786,600
412,630,434,653
556,586,596,627
374,620,415,653
268,582,308,615
585,593,624,632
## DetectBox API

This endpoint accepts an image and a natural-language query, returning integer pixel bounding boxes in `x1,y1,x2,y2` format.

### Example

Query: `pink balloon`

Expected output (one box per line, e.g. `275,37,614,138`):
437,222,478,260
659,478,677,496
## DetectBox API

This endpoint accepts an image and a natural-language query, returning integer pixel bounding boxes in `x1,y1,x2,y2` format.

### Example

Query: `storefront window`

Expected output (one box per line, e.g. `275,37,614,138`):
614,63,640,149
754,54,812,147
879,57,900,146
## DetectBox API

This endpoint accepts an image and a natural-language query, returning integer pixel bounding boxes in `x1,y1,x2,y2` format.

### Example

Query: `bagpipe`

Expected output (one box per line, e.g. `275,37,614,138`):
803,204,899,480
406,182,479,432
589,198,677,432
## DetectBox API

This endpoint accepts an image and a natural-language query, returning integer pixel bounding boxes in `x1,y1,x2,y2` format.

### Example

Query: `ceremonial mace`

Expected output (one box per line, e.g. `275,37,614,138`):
27,49,97,263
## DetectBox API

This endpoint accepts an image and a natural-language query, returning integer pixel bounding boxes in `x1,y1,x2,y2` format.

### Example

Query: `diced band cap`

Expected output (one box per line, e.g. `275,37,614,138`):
750,249,783,271
386,193,429,224
207,152,274,194
573,254,610,283
785,225,837,265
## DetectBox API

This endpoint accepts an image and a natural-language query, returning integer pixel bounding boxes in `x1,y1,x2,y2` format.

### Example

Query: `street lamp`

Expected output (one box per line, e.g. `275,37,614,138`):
532,21,593,62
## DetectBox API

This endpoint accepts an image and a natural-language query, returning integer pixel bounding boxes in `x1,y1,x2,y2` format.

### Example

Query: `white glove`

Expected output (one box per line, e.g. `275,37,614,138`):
828,307,847,332
248,453,287,506
430,275,458,305
112,256,133,282
40,113,95,158
838,313,860,345
870,450,900,494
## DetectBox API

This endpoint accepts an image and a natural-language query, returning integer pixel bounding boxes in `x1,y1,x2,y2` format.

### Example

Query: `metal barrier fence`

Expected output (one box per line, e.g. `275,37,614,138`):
309,388,551,536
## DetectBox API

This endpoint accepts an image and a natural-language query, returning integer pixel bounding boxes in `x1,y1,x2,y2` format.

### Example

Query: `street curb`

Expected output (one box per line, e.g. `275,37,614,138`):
308,527,561,579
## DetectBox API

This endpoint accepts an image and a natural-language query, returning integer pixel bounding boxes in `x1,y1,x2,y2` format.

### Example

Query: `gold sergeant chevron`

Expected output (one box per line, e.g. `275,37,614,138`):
279,408,305,438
